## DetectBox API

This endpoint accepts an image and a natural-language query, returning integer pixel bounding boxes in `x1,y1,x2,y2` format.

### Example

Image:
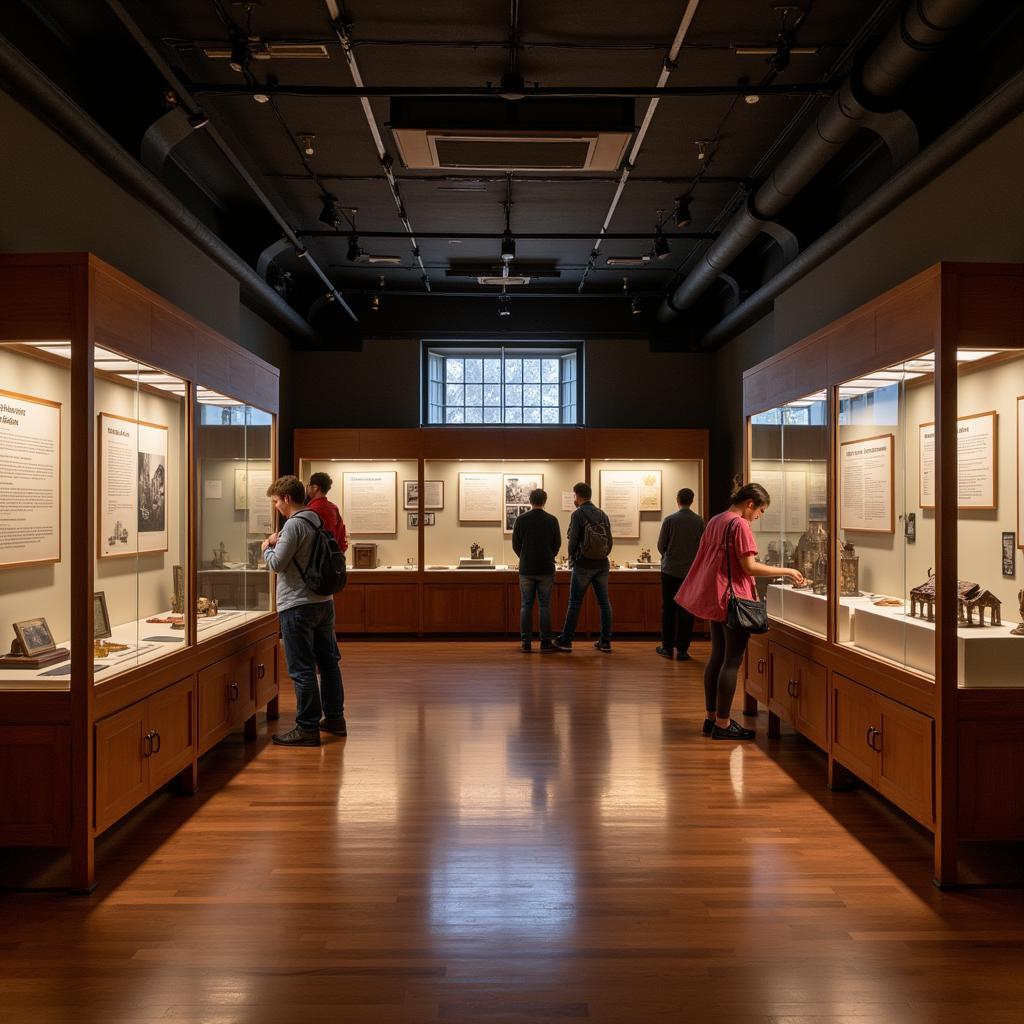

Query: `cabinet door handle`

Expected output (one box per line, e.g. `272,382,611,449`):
866,726,875,750
229,681,239,701
757,658,766,674
151,730,161,754
142,731,153,758
257,663,266,680
787,678,798,697
871,729,882,753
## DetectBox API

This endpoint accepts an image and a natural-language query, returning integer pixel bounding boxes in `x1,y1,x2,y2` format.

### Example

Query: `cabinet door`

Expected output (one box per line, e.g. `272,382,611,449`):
148,676,195,791
365,584,419,632
745,635,769,704
793,656,828,750
254,634,279,709
197,656,235,755
95,702,148,833
831,673,878,783
422,585,463,631
334,584,365,632
876,697,934,827
231,649,256,726
608,584,646,632
768,643,797,724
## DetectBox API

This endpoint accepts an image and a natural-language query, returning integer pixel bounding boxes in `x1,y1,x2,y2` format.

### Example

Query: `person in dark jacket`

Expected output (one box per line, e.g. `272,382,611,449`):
511,488,562,652
656,487,704,660
552,482,614,653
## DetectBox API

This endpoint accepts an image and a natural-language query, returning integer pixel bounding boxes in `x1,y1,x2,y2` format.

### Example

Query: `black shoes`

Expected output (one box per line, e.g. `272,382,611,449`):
677,651,691,661
702,718,715,736
593,640,612,653
539,641,557,653
521,641,532,653
273,725,321,746
711,719,756,741
655,646,674,659
550,639,573,652
321,717,347,736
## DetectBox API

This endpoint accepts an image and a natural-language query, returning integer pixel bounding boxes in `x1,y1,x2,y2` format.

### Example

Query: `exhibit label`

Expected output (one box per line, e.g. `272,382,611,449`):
840,433,894,533
343,471,397,534
920,411,997,509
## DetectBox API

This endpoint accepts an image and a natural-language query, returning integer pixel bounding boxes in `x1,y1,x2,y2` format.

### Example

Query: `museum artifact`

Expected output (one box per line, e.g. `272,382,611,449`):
470,543,484,560
793,521,828,588
1,617,69,668
1011,590,1024,636
93,639,129,658
171,564,185,614
146,614,184,625
247,540,264,569
908,569,1001,626
873,597,903,608
353,543,378,569
93,591,112,640
212,541,228,569
839,542,861,597
197,596,219,617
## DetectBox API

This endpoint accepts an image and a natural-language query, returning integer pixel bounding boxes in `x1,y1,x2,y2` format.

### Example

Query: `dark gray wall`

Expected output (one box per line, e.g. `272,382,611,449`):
712,112,1024,508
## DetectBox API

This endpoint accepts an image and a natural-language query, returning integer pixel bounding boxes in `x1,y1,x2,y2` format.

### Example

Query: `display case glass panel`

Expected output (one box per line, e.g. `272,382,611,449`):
592,459,704,572
955,347,1022,688
751,392,829,638
0,342,71,687
834,354,934,677
93,349,190,678
423,459,585,570
197,392,274,640
300,458,419,570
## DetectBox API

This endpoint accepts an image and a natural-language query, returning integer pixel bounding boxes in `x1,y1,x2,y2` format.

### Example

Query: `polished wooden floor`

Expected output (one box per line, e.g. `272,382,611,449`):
3,640,1024,1023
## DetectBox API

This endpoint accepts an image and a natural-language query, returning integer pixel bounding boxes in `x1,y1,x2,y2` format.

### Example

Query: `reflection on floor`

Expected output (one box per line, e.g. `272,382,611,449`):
2,639,1023,1023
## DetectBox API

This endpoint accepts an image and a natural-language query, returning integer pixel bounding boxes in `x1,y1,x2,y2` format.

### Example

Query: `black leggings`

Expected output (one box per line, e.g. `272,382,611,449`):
704,621,750,719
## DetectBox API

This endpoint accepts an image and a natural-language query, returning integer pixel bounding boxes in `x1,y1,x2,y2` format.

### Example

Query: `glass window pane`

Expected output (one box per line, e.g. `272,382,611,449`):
465,358,482,383
523,384,540,405
542,384,558,407
484,358,501,383
446,383,464,406
484,383,501,406
542,358,559,383
464,407,483,423
524,407,541,424
505,358,522,382
465,384,482,405
505,384,522,406
483,407,501,424
505,407,522,424
445,407,464,424
445,358,464,382
523,359,541,383
542,407,559,424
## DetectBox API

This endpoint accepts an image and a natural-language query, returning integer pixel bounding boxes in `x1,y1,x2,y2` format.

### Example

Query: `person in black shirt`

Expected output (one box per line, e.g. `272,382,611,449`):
512,488,562,652
656,487,704,660
552,482,614,653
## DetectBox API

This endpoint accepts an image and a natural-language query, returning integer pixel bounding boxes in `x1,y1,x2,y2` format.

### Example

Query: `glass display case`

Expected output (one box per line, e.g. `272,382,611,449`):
749,391,829,639
299,457,420,570
198,394,275,639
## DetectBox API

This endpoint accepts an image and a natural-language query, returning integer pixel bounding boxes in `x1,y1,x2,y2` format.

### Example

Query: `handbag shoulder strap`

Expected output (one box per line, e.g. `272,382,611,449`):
722,516,738,599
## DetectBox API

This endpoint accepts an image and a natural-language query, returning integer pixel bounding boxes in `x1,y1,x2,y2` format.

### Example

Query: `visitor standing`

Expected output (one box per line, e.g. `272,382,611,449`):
656,487,704,660
676,483,804,739
305,471,348,552
511,488,562,652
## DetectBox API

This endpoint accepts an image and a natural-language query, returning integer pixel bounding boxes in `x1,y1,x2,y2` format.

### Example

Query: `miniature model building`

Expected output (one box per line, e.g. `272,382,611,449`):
908,569,1001,626
839,542,860,597
960,588,1001,627
793,521,828,589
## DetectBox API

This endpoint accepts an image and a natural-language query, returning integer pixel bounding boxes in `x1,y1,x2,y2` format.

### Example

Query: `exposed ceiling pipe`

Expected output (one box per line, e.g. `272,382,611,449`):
696,64,1024,349
657,0,987,323
301,230,718,240
101,0,357,323
323,1,431,292
0,31,317,344
577,0,703,294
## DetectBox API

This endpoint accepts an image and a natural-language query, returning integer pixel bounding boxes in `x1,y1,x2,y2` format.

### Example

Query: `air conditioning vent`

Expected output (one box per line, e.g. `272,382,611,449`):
477,276,531,286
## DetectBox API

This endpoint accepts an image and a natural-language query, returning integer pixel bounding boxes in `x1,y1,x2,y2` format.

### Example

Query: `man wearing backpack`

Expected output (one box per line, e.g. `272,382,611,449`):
551,482,614,653
262,475,345,746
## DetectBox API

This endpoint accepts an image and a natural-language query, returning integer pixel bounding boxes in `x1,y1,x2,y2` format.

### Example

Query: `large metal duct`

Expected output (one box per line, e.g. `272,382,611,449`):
658,0,987,323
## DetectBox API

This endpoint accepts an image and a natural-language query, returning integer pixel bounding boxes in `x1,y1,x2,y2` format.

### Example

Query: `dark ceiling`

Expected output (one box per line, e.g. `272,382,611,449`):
1,0,1022,346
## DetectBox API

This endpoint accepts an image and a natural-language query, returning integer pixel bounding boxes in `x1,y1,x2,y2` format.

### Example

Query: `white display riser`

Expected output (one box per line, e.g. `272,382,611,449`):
767,584,848,640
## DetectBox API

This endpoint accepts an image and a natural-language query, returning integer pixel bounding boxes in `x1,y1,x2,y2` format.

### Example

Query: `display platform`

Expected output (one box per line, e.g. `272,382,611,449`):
767,583,851,640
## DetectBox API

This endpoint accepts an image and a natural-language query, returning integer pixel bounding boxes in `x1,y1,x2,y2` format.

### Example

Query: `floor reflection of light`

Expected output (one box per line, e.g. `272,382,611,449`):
429,838,576,938
600,704,667,823
729,746,745,801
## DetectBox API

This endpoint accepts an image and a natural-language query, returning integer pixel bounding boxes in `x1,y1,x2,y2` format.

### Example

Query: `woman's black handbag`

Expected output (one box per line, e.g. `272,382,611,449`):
723,519,769,634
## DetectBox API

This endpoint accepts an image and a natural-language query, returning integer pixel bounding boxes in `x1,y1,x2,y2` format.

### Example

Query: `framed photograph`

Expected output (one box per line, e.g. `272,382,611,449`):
14,617,56,657
1003,532,1016,578
407,512,419,528
503,473,544,534
403,480,419,510
93,592,112,640
424,512,435,526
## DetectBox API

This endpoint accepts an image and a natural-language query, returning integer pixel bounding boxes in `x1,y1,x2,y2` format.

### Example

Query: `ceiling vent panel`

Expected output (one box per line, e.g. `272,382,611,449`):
390,97,634,171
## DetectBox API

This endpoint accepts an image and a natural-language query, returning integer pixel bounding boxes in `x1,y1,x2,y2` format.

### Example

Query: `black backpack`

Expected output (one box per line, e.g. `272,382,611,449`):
580,511,611,560
292,511,347,595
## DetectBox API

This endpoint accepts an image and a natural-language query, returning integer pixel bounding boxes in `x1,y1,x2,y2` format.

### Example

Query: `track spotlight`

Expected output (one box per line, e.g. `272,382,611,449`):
498,293,511,318
500,229,516,263
228,31,249,73
631,296,641,316
673,196,692,228
653,226,671,260
347,234,362,262
297,133,316,157
370,293,381,313
319,195,341,230
187,111,210,130
695,140,710,162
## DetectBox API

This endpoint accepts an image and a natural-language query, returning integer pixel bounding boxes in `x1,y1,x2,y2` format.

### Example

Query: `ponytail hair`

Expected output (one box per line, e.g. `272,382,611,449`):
730,482,771,509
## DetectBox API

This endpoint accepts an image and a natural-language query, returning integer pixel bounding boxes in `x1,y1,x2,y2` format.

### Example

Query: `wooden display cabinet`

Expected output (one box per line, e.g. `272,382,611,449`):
0,254,282,891
742,262,1024,885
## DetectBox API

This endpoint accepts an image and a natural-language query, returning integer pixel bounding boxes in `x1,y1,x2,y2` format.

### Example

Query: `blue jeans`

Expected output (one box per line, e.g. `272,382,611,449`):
519,573,554,641
279,601,344,731
558,564,612,644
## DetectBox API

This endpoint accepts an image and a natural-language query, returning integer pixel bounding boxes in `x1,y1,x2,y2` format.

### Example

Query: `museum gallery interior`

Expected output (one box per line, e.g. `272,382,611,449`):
0,0,1023,1020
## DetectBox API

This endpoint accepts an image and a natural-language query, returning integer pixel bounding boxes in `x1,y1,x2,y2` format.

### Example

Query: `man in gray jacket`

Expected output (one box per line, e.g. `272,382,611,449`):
262,475,345,746
656,488,704,660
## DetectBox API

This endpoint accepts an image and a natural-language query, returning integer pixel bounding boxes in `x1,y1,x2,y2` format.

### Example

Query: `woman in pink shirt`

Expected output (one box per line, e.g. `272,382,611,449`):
677,483,804,740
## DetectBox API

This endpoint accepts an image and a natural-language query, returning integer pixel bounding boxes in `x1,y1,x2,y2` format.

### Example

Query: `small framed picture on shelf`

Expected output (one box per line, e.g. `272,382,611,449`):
93,592,112,640
1002,532,1016,577
407,512,419,528
424,512,435,526
14,617,57,657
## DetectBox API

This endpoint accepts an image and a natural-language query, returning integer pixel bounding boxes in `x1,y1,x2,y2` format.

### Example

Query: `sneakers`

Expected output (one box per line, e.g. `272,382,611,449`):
593,639,612,653
677,651,691,661
550,638,573,652
702,717,715,736
539,640,557,653
711,719,756,741
272,725,321,746
520,640,533,653
655,646,674,659
321,717,347,736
